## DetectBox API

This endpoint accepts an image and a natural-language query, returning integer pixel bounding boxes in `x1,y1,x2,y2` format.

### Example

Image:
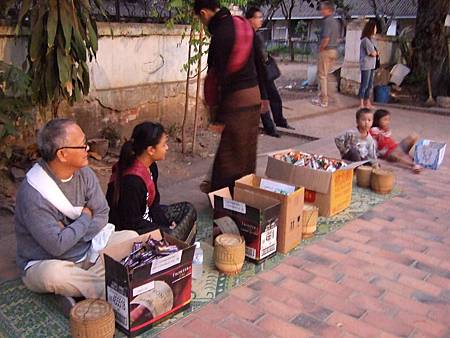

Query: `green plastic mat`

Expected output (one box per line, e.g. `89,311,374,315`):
0,185,399,338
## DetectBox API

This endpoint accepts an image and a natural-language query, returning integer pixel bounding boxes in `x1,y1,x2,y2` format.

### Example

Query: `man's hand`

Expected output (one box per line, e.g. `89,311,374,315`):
319,37,330,52
82,207,93,219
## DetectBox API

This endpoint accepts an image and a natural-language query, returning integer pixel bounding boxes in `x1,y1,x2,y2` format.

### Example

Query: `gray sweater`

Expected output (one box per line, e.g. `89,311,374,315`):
15,161,109,273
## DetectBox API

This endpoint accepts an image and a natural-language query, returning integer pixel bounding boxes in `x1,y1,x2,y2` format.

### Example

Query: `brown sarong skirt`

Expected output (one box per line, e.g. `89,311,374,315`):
211,86,261,192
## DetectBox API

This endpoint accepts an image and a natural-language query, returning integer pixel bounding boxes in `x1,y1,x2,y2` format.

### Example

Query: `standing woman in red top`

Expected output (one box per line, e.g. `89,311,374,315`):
370,109,422,173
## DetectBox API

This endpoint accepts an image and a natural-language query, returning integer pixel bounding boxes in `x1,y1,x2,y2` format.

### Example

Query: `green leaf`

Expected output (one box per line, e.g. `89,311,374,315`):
15,0,32,34
56,47,71,88
45,49,58,101
47,0,58,48
74,80,81,101
59,0,74,53
81,61,90,94
92,0,108,19
80,0,90,9
29,4,46,62
86,17,98,53
72,26,87,63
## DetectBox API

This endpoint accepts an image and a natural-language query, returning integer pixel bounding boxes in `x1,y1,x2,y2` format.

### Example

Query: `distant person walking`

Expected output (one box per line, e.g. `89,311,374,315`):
358,20,378,109
312,1,340,108
246,6,294,137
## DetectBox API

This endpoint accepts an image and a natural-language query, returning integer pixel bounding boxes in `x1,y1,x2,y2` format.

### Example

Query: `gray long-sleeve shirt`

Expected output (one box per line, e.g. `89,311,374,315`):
15,161,109,273
335,128,377,162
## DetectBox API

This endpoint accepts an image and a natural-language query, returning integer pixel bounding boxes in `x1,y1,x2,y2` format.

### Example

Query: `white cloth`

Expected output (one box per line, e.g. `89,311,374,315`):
25,163,113,267
26,163,83,220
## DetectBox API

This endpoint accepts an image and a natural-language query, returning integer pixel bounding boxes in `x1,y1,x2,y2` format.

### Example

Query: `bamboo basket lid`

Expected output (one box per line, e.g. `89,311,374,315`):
70,299,115,338
215,233,243,247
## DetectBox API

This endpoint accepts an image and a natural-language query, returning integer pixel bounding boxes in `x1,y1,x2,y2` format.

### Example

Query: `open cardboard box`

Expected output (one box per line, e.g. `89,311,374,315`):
208,187,280,262
235,174,304,254
103,230,195,337
265,149,366,217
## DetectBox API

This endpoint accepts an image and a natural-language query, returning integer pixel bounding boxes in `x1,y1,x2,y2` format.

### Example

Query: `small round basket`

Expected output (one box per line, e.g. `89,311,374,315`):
70,299,115,338
302,204,319,239
371,169,395,195
355,165,373,188
214,234,245,275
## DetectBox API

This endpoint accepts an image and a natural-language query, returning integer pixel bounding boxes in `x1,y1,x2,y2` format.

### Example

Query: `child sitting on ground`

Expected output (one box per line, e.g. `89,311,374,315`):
370,109,422,173
335,108,378,165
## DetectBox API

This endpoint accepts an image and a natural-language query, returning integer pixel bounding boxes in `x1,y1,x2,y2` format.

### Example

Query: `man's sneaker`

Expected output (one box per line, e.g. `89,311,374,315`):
311,97,328,108
277,123,295,130
266,130,281,138
56,295,76,318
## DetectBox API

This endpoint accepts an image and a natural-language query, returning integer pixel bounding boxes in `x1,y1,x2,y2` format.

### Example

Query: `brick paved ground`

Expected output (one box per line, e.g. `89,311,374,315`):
1,93,449,337
158,103,450,338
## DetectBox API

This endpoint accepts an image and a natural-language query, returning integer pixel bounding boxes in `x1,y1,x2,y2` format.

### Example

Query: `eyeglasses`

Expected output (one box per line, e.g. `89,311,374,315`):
56,145,89,152
56,139,89,153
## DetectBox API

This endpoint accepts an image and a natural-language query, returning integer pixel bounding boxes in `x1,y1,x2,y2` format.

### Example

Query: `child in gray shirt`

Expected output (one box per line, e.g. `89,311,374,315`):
335,108,378,164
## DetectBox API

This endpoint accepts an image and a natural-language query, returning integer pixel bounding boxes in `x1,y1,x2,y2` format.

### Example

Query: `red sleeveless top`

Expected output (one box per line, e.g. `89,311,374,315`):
110,160,156,207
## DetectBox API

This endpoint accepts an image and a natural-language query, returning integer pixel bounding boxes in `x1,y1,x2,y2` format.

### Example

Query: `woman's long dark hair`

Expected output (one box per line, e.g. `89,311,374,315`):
373,109,391,128
112,122,165,207
361,20,377,40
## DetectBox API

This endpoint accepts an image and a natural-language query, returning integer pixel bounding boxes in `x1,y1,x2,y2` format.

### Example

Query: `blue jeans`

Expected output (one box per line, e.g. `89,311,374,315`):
358,69,375,100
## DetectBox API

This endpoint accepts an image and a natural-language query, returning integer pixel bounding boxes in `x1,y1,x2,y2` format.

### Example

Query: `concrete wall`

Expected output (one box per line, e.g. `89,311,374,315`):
0,23,207,139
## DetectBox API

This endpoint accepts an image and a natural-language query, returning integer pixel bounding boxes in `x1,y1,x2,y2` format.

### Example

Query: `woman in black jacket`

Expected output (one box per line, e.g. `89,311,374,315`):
106,122,196,242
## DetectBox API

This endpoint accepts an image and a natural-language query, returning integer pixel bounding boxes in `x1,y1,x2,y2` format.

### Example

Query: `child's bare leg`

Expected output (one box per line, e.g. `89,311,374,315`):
387,149,421,173
399,133,419,155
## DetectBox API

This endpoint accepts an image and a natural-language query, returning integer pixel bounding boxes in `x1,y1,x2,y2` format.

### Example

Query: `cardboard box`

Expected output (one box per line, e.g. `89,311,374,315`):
265,150,363,217
234,174,304,254
104,230,195,337
414,139,446,170
209,187,281,262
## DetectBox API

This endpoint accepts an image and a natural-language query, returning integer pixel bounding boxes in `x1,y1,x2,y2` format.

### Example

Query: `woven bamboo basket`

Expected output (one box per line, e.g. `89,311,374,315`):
371,169,394,194
70,299,115,338
214,234,245,275
355,165,373,188
302,204,319,239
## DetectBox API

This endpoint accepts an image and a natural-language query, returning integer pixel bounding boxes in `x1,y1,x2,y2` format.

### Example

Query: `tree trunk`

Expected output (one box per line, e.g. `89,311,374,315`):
288,1,295,62
192,27,204,154
181,28,194,154
411,0,450,97
115,0,120,21
288,26,294,62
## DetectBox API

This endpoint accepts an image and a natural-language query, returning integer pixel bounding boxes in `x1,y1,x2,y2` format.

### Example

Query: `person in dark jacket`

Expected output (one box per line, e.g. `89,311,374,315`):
246,6,295,134
194,0,266,192
107,122,197,243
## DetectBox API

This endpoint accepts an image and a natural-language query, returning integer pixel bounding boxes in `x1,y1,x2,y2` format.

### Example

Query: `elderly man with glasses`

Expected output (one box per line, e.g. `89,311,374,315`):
15,118,137,308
